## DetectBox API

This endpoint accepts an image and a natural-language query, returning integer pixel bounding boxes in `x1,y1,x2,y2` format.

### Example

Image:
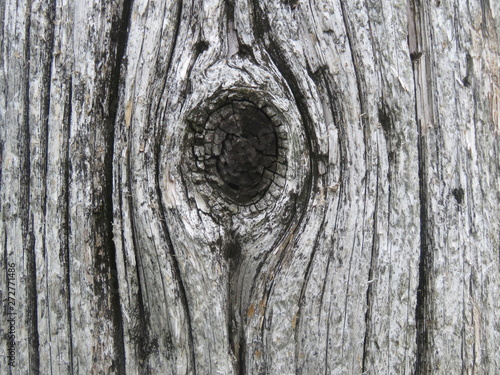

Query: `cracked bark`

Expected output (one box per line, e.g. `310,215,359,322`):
1,0,498,374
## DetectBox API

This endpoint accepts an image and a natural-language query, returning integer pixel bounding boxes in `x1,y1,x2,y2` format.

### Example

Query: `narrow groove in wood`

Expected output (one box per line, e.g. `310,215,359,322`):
126,145,150,369
408,1,433,372
102,0,134,371
64,77,74,375
21,2,41,372
362,168,380,373
37,2,57,371
153,0,184,123
41,0,56,225
415,121,431,375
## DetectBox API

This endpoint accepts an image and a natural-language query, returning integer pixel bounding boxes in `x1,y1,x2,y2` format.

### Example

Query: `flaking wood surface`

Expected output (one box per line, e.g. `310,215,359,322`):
0,0,499,374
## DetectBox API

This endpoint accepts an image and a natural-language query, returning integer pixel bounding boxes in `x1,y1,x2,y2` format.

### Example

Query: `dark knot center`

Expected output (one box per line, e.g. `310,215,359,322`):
205,101,278,203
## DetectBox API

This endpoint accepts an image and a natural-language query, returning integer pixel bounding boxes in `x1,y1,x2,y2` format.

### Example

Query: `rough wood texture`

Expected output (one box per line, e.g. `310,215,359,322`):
0,0,498,374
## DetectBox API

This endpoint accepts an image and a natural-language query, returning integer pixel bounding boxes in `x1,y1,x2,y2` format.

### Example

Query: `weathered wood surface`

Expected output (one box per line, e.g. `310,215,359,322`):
0,0,498,374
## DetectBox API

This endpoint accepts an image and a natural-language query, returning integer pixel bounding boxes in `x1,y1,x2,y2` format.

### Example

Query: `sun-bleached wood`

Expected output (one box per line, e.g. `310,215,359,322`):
0,0,498,374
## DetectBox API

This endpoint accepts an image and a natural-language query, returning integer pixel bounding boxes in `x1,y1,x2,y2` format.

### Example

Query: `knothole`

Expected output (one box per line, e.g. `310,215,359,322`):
186,96,287,211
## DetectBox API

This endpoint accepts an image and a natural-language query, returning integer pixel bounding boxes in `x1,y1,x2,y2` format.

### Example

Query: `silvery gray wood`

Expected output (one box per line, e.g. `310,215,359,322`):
0,0,498,374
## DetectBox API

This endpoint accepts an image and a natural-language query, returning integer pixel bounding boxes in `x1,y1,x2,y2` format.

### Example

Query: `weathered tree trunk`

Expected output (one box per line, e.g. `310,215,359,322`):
1,0,498,374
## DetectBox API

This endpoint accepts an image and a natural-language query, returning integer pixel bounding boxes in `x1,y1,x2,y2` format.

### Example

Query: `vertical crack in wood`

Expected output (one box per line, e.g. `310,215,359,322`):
415,114,431,375
38,0,57,370
99,0,134,371
40,0,56,245
251,6,317,219
225,0,239,59
124,138,155,370
153,0,184,123
407,0,433,373
63,77,75,375
21,1,41,372
362,156,381,374
224,232,245,374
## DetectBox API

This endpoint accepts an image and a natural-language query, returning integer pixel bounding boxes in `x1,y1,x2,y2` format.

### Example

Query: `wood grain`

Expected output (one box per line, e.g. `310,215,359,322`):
0,0,498,374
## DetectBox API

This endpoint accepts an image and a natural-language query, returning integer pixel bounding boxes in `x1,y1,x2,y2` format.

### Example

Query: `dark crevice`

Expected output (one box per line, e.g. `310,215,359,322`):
38,2,57,372
323,300,333,375
21,2,41,373
362,101,394,371
237,335,247,375
194,40,209,55
237,44,256,61
407,0,433,373
415,122,431,375
410,51,424,61
40,0,56,222
452,187,464,205
63,77,74,375
283,0,300,9
461,53,473,87
99,0,134,372
184,38,210,97
224,231,245,374
295,209,328,369
316,75,345,315
361,155,381,373
126,149,150,370
251,0,317,221
378,105,392,136
412,52,432,375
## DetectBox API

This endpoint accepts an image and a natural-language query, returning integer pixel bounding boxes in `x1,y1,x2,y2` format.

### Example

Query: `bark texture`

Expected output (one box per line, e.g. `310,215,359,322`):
0,0,499,374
